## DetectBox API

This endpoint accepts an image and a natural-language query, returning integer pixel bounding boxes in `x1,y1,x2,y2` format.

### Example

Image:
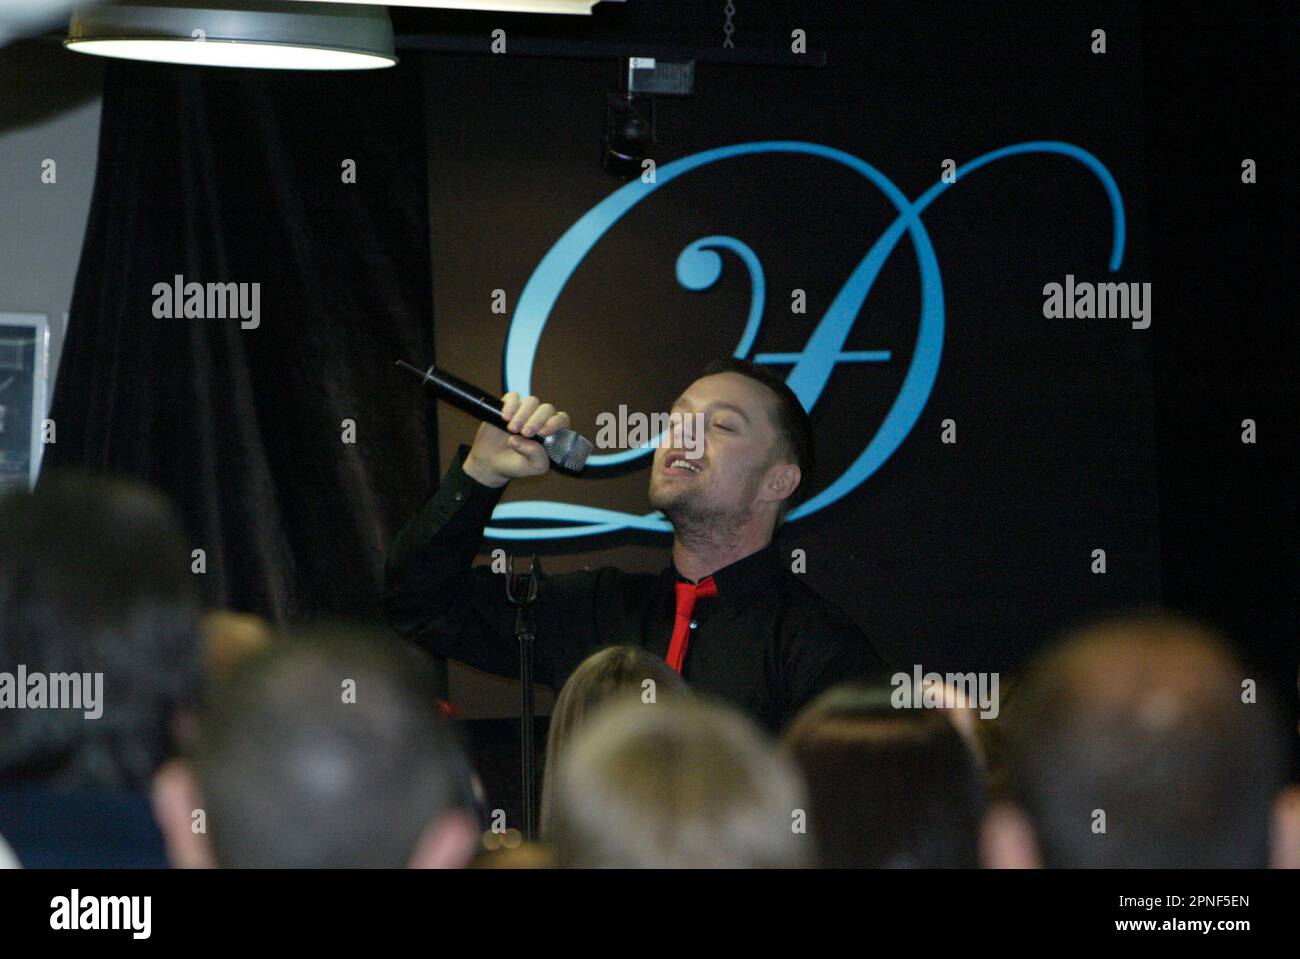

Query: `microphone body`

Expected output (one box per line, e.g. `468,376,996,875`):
396,361,593,471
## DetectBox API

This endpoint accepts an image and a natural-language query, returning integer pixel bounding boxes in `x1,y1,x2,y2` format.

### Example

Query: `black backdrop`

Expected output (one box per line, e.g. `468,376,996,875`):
421,2,1162,715
43,2,1296,747
1141,4,1297,743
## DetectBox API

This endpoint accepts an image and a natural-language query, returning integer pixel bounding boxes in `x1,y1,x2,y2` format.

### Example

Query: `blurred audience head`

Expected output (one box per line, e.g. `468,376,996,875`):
0,473,202,790
472,843,555,869
549,697,809,868
154,627,480,868
541,644,688,834
784,684,987,868
972,675,1017,801
200,610,271,686
984,613,1292,868
0,833,18,869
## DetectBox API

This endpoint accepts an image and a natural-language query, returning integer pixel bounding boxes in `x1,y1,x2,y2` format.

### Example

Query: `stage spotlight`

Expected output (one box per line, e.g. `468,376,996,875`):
602,91,655,181
601,57,694,180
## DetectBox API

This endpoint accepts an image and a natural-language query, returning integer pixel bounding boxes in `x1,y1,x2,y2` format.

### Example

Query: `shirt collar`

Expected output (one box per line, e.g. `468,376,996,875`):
670,540,785,602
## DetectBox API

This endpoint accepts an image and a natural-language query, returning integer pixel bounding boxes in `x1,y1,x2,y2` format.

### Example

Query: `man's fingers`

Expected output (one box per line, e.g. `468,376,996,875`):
507,395,540,432
507,434,549,470
538,411,570,437
500,392,521,424
521,403,556,437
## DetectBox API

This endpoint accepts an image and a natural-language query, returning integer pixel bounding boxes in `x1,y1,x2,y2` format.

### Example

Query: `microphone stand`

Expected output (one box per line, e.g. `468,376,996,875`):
505,554,542,841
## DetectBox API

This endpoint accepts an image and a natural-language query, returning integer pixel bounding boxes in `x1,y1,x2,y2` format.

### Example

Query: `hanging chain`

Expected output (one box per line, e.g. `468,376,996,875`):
723,0,736,49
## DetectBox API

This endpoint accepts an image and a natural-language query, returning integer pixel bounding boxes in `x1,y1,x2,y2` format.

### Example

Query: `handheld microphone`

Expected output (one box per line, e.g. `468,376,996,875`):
396,360,594,472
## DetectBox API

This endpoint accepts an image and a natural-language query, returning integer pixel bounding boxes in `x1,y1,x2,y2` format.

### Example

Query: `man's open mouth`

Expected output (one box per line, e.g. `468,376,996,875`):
664,451,703,474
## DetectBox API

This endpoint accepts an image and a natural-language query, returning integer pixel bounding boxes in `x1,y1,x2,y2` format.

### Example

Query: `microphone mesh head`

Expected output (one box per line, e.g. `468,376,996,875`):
542,430,594,471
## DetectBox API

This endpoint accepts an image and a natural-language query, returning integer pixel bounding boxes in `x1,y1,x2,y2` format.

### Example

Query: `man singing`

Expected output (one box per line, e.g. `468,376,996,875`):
383,357,887,733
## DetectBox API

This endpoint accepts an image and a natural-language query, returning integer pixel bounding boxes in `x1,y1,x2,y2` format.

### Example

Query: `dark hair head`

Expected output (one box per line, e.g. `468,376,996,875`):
700,357,814,521
195,627,477,868
1005,614,1287,868
784,684,987,868
0,473,202,790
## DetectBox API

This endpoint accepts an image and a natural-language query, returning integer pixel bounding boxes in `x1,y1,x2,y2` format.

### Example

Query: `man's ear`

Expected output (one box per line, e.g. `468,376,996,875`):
1271,785,1300,869
761,462,801,507
981,801,1042,869
408,811,481,869
151,759,216,869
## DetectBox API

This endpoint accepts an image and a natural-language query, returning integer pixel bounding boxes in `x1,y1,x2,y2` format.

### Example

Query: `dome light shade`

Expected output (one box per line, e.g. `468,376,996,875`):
291,0,603,11
65,1,397,71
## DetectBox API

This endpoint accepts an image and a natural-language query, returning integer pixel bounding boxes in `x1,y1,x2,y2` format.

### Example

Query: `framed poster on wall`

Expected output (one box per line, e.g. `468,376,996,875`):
0,312,51,492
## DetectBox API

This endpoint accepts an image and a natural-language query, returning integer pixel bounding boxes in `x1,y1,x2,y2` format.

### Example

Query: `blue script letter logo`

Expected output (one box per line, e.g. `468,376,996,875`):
488,140,1125,540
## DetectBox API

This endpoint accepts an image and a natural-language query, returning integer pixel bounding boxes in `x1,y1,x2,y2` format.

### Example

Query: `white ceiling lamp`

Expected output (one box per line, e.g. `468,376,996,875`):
289,1,607,13
65,1,397,70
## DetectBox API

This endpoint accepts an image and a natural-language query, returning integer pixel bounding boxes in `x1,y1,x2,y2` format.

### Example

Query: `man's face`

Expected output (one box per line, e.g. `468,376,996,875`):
648,372,785,530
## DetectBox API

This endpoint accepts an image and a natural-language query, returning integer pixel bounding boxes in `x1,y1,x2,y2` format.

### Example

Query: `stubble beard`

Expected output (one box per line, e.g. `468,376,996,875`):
651,473,760,552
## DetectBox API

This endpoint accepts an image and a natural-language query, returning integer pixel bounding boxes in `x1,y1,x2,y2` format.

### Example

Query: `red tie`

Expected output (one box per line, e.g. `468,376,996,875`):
666,576,718,674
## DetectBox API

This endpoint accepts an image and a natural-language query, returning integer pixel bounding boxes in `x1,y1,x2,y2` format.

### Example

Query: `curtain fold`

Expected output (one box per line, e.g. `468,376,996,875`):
44,59,437,625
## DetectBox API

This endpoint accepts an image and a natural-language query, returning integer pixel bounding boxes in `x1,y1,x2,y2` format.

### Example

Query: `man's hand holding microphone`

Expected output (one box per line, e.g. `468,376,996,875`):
462,392,571,488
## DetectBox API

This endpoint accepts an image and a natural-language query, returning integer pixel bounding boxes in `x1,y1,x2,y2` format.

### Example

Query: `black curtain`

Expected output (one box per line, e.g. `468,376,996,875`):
44,59,437,624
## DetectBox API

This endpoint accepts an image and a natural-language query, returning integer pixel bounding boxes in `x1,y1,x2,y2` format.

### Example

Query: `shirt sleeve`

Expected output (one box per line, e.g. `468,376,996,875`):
781,600,890,727
382,444,605,687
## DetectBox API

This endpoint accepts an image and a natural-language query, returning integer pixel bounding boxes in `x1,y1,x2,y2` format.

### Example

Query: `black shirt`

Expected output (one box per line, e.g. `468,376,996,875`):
383,445,888,733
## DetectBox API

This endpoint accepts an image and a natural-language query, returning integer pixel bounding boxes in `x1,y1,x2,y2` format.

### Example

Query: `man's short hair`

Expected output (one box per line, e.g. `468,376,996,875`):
195,628,478,868
0,473,202,789
701,357,814,523
549,697,810,868
784,685,987,868
1004,614,1287,868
